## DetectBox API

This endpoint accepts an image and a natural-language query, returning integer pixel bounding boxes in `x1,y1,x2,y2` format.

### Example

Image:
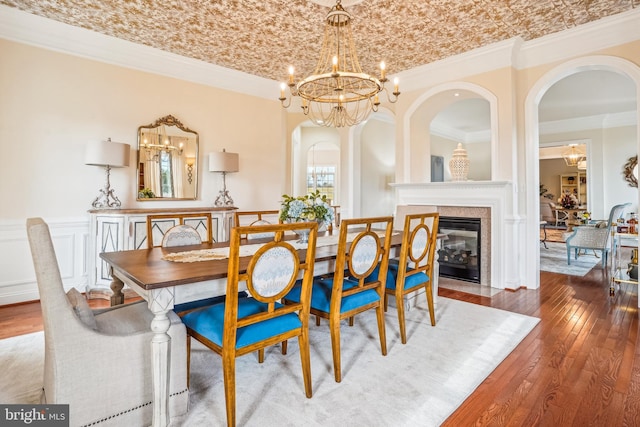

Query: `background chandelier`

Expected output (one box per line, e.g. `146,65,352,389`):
279,0,400,128
562,144,586,167
140,126,184,162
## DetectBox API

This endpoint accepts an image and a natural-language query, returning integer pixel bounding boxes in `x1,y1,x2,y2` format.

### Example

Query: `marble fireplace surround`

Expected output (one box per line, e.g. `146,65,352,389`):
391,181,514,290
438,206,491,286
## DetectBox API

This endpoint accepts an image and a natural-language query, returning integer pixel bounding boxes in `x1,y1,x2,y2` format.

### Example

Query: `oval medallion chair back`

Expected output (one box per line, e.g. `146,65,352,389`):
286,216,394,383
233,210,280,239
147,212,213,248
181,221,318,427
161,224,202,247
388,212,440,344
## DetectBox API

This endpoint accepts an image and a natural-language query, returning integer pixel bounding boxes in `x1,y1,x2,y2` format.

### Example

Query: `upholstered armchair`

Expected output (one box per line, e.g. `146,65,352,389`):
565,203,630,267
26,218,189,426
540,197,556,224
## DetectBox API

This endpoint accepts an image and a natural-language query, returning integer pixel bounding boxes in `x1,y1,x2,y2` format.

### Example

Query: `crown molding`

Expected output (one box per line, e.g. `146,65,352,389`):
1,5,638,100
539,110,637,135
398,8,640,92
517,8,640,70
432,110,635,142
397,38,523,93
0,5,279,100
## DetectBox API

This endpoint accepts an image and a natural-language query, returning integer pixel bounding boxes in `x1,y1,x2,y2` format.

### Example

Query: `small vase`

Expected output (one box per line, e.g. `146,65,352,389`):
288,219,323,244
449,143,470,181
295,228,310,244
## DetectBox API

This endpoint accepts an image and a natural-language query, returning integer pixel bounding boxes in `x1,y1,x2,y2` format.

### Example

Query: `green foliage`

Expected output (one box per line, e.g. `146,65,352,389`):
279,190,335,224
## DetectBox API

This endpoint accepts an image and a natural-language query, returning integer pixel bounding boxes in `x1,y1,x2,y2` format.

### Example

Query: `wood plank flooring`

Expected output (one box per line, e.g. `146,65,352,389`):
0,266,637,426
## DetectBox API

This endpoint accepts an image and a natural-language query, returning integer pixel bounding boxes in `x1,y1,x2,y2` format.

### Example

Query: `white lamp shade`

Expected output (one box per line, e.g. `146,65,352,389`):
85,139,131,167
209,151,239,173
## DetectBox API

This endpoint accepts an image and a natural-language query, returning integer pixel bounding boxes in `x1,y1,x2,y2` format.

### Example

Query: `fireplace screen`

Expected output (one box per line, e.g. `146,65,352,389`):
438,216,481,283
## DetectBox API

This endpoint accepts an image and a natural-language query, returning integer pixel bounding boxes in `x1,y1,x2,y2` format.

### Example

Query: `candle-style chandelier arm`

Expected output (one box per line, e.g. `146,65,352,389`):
278,0,400,128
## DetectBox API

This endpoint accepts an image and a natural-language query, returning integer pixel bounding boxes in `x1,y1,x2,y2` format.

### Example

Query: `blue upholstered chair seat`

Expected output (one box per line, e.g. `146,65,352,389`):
174,292,248,315
286,278,380,314
369,263,430,291
182,298,302,349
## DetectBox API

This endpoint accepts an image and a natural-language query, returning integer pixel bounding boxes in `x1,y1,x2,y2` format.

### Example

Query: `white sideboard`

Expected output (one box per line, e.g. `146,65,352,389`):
87,207,236,298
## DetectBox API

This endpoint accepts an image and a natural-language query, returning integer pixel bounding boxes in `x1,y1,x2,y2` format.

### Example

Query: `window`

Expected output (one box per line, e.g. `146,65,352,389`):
159,151,174,197
307,166,335,202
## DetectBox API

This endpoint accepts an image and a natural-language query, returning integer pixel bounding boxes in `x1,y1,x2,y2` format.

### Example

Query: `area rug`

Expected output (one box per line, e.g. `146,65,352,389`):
0,298,539,427
540,241,602,276
540,227,570,243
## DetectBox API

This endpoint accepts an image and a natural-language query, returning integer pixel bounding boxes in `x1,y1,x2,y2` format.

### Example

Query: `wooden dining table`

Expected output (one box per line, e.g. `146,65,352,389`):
100,231,409,427
556,207,587,232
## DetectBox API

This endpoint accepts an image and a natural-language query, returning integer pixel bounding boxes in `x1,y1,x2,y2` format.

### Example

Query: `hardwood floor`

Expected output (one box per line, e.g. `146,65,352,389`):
1,267,637,425
442,266,640,426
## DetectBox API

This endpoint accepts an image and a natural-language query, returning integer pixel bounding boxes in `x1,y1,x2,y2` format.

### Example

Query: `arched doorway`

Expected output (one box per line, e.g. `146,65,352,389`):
525,56,640,288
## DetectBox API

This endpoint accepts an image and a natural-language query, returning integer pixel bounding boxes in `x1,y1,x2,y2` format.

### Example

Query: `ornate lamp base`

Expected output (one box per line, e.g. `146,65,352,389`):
91,165,122,209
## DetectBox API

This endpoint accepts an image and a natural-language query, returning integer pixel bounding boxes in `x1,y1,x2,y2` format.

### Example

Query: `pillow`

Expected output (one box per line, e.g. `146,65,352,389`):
66,288,98,330
595,221,608,228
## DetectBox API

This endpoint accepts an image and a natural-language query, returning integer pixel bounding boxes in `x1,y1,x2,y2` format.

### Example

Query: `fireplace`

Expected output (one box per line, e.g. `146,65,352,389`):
391,182,513,289
438,216,481,283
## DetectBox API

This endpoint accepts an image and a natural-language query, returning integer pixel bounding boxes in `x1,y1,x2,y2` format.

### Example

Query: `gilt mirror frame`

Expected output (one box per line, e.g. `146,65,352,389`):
137,115,199,201
623,155,638,188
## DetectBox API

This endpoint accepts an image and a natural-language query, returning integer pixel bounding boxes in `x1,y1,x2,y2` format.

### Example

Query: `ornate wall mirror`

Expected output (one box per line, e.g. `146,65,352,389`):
623,155,638,188
137,115,198,200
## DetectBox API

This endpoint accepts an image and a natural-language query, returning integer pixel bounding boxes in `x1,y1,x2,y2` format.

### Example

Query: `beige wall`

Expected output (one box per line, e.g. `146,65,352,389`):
0,39,285,221
360,118,395,217
1,11,639,301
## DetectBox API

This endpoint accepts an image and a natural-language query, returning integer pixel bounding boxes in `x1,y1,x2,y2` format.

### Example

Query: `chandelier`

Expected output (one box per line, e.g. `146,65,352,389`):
279,0,400,128
141,126,184,162
562,144,586,167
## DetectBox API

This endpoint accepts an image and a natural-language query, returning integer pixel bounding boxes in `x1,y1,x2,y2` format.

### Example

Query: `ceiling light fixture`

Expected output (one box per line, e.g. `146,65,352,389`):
279,0,400,128
562,144,586,167
140,126,184,162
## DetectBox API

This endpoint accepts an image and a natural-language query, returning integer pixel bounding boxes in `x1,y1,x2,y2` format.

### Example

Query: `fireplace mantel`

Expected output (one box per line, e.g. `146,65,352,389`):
391,181,519,290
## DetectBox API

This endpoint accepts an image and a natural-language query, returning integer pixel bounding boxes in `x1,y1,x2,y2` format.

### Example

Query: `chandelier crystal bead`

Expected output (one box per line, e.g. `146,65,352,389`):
279,0,399,127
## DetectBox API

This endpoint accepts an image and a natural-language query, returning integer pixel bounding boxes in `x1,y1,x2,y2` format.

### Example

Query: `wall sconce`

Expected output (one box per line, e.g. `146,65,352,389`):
209,149,239,207
85,138,130,208
186,156,196,184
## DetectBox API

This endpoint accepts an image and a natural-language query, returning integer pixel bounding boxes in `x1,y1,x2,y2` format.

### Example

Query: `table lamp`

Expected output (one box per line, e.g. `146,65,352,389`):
209,149,239,207
85,138,131,208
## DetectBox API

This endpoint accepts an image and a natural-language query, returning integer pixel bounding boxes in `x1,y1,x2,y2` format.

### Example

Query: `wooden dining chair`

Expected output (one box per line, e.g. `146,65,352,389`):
181,221,318,427
147,212,213,248
233,210,280,239
284,216,394,383
383,212,440,344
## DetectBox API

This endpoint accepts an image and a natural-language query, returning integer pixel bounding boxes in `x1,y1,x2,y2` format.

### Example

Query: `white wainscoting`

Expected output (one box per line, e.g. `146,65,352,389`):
0,217,90,306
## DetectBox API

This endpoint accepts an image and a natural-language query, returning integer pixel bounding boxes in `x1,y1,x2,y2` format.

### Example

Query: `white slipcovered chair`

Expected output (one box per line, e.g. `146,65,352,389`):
565,203,630,267
26,218,189,426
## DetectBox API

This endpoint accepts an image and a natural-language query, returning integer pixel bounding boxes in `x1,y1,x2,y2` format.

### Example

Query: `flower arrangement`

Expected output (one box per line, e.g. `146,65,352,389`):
279,190,335,226
558,191,579,209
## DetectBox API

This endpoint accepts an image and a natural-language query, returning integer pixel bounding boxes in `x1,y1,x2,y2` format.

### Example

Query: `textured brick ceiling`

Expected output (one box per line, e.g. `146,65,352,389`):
2,0,637,82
